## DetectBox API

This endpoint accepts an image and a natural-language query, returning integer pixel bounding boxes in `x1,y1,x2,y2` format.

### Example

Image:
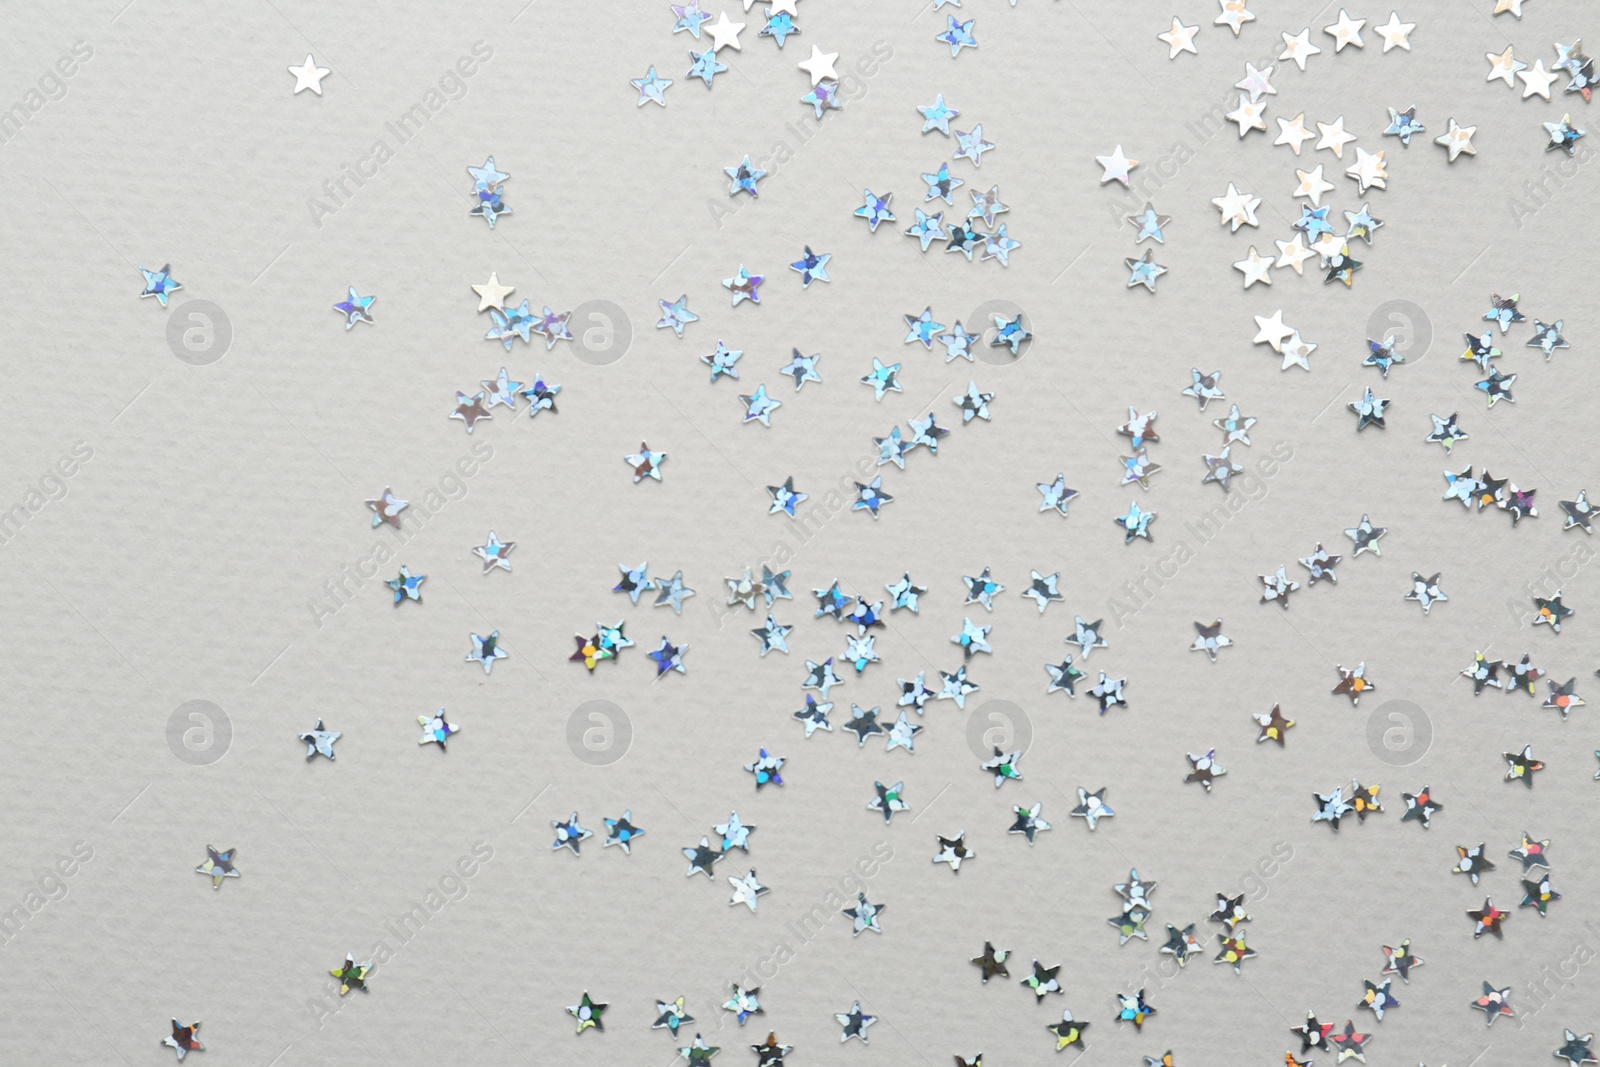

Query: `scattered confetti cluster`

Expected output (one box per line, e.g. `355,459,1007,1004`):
44,0,1600,1064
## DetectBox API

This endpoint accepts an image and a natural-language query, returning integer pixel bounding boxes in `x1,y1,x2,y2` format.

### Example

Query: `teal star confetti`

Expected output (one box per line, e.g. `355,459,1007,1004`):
631,66,673,107
138,263,181,307
918,94,960,134
905,209,945,251
937,15,978,56
1126,250,1167,291
726,156,767,197
690,48,728,87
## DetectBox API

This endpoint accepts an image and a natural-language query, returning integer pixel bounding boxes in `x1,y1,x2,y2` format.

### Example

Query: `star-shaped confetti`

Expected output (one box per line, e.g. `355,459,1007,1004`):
568,992,607,1033
934,831,974,872
465,630,507,674
918,94,960,135
656,295,698,336
194,845,238,889
972,942,1010,982
603,810,644,853
648,636,688,676
551,812,593,856
790,245,830,286
854,189,896,231
1071,786,1113,829
867,780,908,823
1469,898,1508,938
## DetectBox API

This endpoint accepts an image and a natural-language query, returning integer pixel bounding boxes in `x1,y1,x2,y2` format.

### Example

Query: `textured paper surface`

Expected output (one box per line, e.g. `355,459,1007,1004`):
2,2,1598,1065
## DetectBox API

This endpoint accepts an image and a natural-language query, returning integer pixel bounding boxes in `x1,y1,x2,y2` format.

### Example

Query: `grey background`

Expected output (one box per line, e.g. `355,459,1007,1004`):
2,0,1598,1065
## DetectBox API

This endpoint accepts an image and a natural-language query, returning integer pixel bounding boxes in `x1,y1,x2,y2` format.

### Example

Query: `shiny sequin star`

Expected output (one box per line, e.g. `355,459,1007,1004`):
739,385,781,427
743,749,784,789
603,811,644,853
1528,319,1569,360
1043,656,1084,696
567,992,607,1032
161,1018,204,1060
1215,0,1255,36
1533,593,1574,632
991,314,1030,355
1186,748,1228,790
1560,491,1594,533
551,813,593,855
1020,571,1063,614
1475,368,1517,407
1505,743,1545,787
722,266,763,306
684,47,729,87
386,565,426,604
1405,572,1447,614
854,189,895,231
726,156,767,197
1202,449,1244,490
701,341,743,383
138,264,182,307
1332,662,1374,704
981,225,1020,266
450,391,491,433
1064,787,1111,830
626,442,667,482
953,381,993,422
1096,145,1138,186
1383,105,1424,146
194,845,238,889
953,124,994,166
918,93,960,134
1126,249,1168,291
790,245,830,286
656,295,698,336
1345,514,1387,556
866,781,908,823
767,476,808,517
1556,1030,1599,1065
860,359,902,401
333,286,375,328
631,66,673,106
465,630,507,674
648,637,689,676
1191,620,1233,661
1469,897,1508,938
1546,114,1587,154
938,665,979,707
759,11,799,47
904,209,944,251
1346,147,1388,194
1255,704,1295,745
1212,182,1261,230
1435,117,1477,161
1128,202,1170,244
1116,501,1156,543
937,15,977,56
